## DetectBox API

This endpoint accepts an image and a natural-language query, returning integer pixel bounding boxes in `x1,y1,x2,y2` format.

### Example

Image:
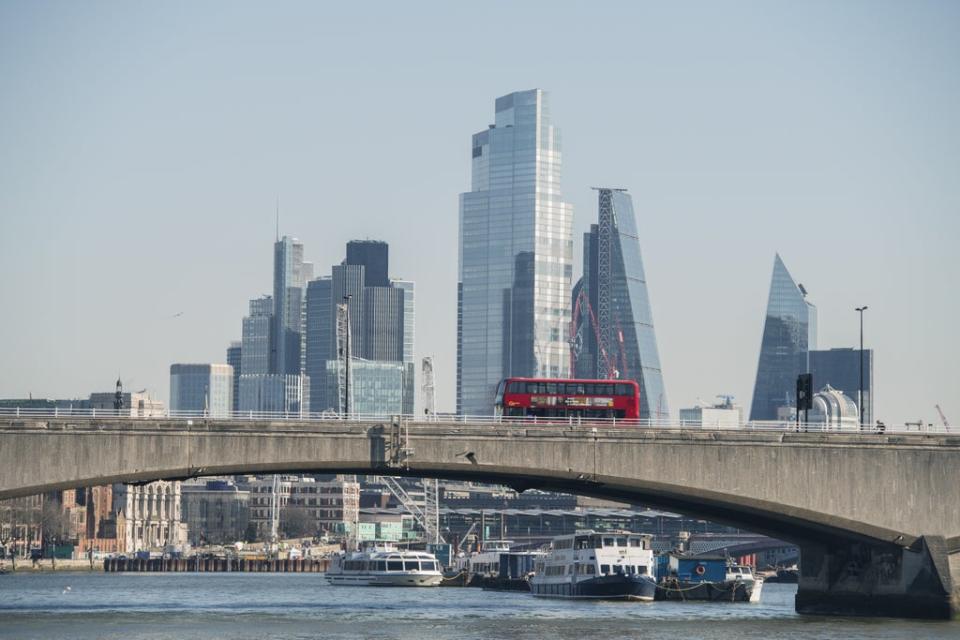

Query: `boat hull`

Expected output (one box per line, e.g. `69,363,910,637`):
531,575,657,601
326,573,443,587
656,579,761,602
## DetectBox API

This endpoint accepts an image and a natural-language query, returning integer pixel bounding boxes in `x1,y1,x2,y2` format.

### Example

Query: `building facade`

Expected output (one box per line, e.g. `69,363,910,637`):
679,397,743,429
241,295,273,376
238,374,308,414
273,236,312,376
180,479,251,545
169,363,234,417
809,348,874,426
457,89,574,416
305,242,415,415
113,481,187,553
242,476,360,540
749,254,818,421
226,341,242,413
88,391,165,417
571,189,669,421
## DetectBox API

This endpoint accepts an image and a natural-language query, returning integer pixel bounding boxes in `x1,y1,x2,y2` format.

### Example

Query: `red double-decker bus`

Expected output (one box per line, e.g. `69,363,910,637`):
494,378,640,420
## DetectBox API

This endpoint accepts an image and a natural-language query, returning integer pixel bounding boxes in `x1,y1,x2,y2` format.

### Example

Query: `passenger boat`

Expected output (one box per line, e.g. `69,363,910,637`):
530,530,657,601
655,554,763,602
326,542,443,587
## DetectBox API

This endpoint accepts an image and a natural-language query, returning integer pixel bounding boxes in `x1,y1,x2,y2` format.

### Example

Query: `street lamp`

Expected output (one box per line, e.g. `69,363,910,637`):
855,306,868,430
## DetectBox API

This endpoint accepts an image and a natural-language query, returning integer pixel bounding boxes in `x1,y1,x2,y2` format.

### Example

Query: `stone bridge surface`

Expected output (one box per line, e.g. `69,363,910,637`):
1,417,958,619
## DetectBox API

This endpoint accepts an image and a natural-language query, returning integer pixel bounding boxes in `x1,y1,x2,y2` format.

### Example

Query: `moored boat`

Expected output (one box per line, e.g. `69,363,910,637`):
530,530,657,601
326,542,443,587
655,554,763,602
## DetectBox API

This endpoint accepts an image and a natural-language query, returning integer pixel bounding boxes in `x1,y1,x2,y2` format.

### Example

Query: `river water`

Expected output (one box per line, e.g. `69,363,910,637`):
0,573,957,639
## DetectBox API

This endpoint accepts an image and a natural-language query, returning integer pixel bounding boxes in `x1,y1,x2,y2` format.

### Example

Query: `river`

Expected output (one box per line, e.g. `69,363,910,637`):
0,573,957,639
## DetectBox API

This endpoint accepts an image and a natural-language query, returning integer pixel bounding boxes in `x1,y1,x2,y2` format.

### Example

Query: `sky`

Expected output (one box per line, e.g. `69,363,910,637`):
0,0,957,423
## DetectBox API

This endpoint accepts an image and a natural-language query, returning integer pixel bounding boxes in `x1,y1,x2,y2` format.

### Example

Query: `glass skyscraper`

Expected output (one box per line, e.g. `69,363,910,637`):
273,236,310,376
571,189,669,421
809,348,873,426
169,363,235,417
305,241,415,415
457,89,573,416
749,254,818,421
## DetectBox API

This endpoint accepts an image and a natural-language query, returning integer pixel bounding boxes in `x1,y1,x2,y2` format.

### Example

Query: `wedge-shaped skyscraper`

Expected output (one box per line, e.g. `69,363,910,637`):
457,89,574,415
749,254,818,421
571,188,668,421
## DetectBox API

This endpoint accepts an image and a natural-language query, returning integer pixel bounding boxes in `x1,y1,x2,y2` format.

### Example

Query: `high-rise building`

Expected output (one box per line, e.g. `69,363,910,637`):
238,374,308,415
241,295,273,376
169,363,235,417
226,341,242,412
346,240,389,287
273,236,309,376
306,242,415,415
749,254,818,421
571,189,669,421
809,348,874,426
457,89,573,415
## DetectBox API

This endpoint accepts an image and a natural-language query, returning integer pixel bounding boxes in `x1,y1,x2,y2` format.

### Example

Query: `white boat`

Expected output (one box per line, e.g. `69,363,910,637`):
530,530,657,601
326,542,443,587
460,540,513,582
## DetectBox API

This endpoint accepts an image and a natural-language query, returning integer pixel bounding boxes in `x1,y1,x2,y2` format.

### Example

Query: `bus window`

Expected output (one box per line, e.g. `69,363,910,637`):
546,382,557,393
508,381,525,393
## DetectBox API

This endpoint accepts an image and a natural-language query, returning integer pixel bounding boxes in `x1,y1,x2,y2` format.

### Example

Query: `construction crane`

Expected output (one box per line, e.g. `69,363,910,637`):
935,405,950,429
570,288,618,379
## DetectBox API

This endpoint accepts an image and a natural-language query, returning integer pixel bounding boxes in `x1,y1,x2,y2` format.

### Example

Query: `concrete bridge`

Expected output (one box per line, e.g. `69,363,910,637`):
1,416,958,619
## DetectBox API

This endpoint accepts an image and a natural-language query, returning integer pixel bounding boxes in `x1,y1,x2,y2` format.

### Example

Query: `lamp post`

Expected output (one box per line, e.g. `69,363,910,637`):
855,306,868,430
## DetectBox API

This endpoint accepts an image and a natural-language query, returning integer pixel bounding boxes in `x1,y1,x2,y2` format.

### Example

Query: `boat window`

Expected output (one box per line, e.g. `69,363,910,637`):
387,561,403,571
637,566,648,575
603,537,615,547
404,561,418,571
613,565,624,575
628,538,642,547
422,561,436,571
616,537,627,547
586,564,595,575
600,564,610,575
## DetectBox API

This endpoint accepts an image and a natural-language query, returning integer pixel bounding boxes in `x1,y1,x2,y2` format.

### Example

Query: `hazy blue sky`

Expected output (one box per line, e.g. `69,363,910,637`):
1,1,957,422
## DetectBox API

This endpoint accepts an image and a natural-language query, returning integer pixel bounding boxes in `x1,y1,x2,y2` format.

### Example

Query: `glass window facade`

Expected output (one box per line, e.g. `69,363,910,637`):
457,89,573,415
749,254,818,421
571,189,668,421
273,236,308,376
169,363,235,417
317,359,405,417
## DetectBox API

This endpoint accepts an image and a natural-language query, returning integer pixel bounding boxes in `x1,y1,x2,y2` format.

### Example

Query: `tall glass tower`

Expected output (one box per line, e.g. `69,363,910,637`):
457,89,573,416
273,236,309,375
572,189,669,421
749,254,818,421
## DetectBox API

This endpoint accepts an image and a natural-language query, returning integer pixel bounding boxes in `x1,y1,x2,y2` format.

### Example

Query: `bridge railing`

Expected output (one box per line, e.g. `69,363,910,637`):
0,406,950,434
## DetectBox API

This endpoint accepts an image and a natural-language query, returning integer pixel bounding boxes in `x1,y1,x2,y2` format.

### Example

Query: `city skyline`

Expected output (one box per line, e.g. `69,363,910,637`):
1,2,958,423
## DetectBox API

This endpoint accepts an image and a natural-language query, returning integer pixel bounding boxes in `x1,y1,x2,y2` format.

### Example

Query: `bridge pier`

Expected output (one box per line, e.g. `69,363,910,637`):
796,536,957,619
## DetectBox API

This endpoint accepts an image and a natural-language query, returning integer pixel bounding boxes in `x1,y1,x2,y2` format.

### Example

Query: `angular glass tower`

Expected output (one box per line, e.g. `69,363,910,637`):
571,189,669,421
749,254,818,421
457,89,573,415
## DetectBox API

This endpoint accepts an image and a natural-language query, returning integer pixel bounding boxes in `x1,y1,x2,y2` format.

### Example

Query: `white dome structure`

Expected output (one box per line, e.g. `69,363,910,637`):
809,384,860,430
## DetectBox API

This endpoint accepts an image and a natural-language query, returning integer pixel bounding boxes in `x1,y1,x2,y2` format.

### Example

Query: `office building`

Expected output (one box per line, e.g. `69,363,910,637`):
679,397,743,429
241,295,273,376
242,476,360,539
169,363,234,417
346,240,389,287
571,188,669,420
305,241,415,415
273,236,311,376
181,479,251,545
809,348,874,426
457,89,574,415
749,254,818,421
226,341,242,412
238,374,308,415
